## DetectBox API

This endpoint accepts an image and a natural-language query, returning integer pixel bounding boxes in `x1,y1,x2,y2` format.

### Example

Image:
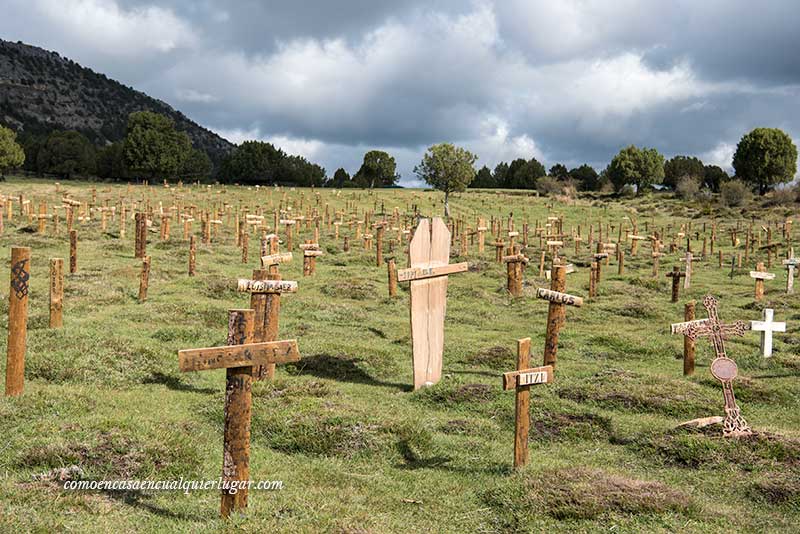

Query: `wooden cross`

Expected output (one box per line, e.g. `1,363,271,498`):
750,308,785,357
503,251,528,297
666,266,686,302
537,264,583,369
398,218,468,389
502,337,553,469
178,309,300,516
749,262,775,300
300,242,323,276
670,295,751,437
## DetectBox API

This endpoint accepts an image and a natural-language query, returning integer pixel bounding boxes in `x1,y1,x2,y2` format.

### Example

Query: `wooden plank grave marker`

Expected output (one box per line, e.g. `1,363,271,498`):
783,253,797,294
6,247,31,396
750,308,785,357
399,218,468,389
502,337,553,469
178,310,301,517
666,266,686,303
670,295,751,437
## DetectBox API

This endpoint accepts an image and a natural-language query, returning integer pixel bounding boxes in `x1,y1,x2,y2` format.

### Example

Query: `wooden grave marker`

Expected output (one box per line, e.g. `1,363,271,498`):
670,295,751,437
399,218,468,389
666,266,686,303
749,262,774,300
503,251,528,297
6,247,30,396
237,271,297,381
502,338,553,469
782,253,797,294
178,309,300,517
537,264,583,369
750,308,785,357
49,258,64,328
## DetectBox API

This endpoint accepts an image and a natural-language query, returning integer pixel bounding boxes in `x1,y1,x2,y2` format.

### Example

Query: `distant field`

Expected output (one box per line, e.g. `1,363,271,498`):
0,177,798,533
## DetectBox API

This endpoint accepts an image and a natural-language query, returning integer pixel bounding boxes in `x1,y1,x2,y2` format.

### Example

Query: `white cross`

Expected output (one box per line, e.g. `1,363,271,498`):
750,308,786,357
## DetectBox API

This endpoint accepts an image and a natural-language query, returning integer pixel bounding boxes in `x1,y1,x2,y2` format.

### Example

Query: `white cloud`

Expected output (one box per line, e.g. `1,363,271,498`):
176,88,218,103
701,142,736,172
30,0,197,57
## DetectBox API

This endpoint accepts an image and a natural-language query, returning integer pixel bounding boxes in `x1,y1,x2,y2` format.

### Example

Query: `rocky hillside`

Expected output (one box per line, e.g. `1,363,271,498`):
0,39,233,164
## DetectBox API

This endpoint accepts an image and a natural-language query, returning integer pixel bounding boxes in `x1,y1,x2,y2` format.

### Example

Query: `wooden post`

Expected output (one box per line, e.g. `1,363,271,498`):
618,250,625,275
543,265,565,368
513,338,529,469
188,235,196,276
376,224,384,266
69,230,77,274
387,258,398,297
502,338,553,470
683,300,696,376
135,213,147,258
6,247,30,396
49,258,64,328
219,309,254,517
241,232,249,264
503,253,527,297
589,261,598,298
139,256,151,302
666,266,685,303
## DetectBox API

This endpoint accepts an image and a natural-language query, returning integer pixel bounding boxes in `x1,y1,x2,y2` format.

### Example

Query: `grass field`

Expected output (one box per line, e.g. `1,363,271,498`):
0,177,798,533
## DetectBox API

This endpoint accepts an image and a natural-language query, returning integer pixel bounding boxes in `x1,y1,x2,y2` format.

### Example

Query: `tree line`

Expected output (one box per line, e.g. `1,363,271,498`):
0,115,796,199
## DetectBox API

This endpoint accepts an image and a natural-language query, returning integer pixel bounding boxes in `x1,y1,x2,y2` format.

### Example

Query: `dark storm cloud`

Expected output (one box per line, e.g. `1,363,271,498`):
0,0,798,183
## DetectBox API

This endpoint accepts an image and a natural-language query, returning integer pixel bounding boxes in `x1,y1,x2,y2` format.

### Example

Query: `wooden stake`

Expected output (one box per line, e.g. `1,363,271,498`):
387,258,398,297
6,247,30,396
683,300,696,376
189,235,196,276
139,256,151,302
49,258,64,328
69,229,77,274
220,309,254,517
513,338,530,469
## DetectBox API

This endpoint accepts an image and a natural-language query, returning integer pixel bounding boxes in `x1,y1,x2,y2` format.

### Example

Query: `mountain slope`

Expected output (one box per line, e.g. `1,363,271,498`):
0,39,234,165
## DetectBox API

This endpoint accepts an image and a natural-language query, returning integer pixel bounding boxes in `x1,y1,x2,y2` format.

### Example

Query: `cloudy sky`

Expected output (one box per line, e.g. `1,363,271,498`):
2,0,799,185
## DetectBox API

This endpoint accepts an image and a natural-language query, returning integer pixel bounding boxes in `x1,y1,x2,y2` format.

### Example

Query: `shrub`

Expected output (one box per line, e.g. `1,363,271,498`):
720,179,750,207
675,175,700,200
536,176,562,196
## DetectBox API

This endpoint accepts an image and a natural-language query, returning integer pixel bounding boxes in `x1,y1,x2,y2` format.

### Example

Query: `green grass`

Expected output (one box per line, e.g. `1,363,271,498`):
0,177,799,533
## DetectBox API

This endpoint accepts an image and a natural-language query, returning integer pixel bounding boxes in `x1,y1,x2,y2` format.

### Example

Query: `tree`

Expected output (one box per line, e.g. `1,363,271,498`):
504,157,545,189
220,140,282,184
331,167,350,188
493,161,509,188
605,145,664,194
96,142,129,180
182,148,212,181
353,150,398,188
549,163,569,180
36,130,96,179
569,164,600,191
0,126,25,177
414,143,477,217
124,111,192,180
663,155,705,189
470,165,495,188
702,164,729,192
733,127,797,195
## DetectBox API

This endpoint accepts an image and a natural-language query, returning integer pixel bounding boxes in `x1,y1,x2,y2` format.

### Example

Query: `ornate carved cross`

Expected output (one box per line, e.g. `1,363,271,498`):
670,295,752,437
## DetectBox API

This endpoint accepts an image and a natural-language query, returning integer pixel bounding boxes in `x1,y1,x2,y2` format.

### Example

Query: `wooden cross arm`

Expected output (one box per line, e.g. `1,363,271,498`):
179,339,300,372
397,262,469,282
670,318,709,337
304,250,324,257
503,365,553,390
237,279,298,293
666,270,686,278
261,252,293,267
536,288,583,307
749,271,776,280
299,244,320,250
502,253,529,264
